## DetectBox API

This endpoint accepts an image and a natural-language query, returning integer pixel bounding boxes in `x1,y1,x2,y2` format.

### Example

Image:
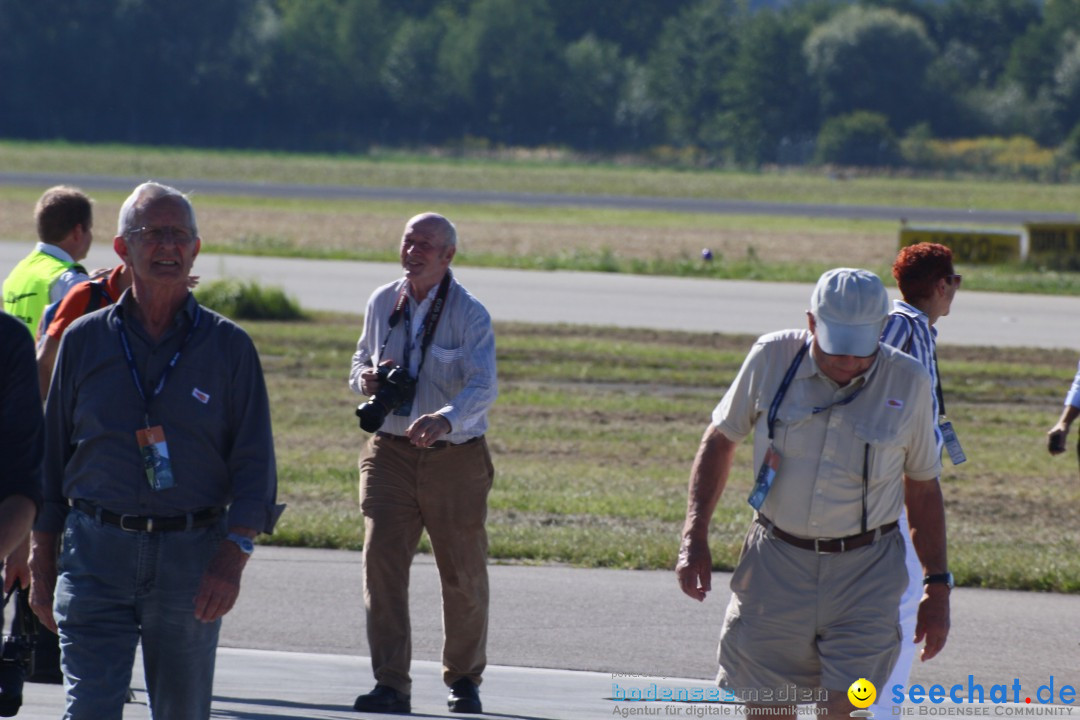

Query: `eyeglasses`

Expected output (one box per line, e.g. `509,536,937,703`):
128,225,196,246
944,274,963,286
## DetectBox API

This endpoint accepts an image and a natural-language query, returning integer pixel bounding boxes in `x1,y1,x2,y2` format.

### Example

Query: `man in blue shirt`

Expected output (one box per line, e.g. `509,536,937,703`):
0,311,43,561
28,182,283,720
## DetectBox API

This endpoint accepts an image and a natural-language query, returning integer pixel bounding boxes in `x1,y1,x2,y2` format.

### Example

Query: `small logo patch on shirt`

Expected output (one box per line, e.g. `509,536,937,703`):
192,388,210,404
886,398,903,409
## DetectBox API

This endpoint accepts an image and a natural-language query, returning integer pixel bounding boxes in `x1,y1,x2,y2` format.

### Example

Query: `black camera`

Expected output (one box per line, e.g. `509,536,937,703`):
0,588,33,718
356,365,417,432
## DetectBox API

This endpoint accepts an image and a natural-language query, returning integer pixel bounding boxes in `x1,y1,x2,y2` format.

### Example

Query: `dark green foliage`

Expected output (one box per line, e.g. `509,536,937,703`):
804,6,937,132
815,111,901,166
0,0,1072,164
196,279,305,321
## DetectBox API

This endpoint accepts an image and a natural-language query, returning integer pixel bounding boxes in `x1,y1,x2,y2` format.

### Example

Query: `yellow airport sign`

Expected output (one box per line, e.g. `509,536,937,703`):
898,227,1022,264
1026,223,1080,270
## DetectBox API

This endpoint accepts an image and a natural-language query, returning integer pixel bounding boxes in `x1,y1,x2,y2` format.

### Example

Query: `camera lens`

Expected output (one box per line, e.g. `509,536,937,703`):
356,400,390,433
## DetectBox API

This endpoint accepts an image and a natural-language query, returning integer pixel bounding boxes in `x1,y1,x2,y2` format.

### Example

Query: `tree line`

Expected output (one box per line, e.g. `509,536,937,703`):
3,0,1080,167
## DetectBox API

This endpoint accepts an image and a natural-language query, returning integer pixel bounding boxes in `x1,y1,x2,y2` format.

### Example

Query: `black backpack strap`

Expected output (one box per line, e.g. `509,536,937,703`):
84,279,109,314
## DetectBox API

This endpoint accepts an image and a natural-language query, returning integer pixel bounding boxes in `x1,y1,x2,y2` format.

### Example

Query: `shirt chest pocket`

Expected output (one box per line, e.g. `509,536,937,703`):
426,343,465,395
849,420,905,485
772,405,819,459
430,344,464,364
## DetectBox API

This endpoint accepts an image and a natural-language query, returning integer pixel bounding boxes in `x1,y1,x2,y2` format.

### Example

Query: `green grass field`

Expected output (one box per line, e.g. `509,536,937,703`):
257,314,1080,593
4,141,1080,592
4,140,1080,293
3,139,1080,212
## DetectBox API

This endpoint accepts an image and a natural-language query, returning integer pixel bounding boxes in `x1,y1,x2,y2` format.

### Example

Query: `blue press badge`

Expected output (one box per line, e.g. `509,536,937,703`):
748,445,781,510
940,421,966,465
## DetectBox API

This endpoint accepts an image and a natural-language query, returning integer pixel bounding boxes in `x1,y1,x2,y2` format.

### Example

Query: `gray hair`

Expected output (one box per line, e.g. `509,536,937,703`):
117,181,198,237
406,212,457,249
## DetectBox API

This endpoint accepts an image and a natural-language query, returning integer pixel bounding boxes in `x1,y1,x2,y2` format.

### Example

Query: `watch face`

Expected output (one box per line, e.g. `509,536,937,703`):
228,534,255,554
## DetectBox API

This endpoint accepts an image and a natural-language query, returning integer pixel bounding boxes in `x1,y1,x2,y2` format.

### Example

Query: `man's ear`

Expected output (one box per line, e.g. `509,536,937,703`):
806,311,816,334
113,235,127,259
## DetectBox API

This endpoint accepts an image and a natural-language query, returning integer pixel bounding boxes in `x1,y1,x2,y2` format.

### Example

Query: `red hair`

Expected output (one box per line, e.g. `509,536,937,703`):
892,242,953,301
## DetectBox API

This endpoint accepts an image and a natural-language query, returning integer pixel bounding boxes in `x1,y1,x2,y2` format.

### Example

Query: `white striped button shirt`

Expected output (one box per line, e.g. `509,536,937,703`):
349,272,497,442
1063,361,1080,409
880,299,943,452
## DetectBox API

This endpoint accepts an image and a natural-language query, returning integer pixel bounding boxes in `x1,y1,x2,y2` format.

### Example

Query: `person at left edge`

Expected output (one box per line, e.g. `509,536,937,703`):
2,186,93,334
27,181,284,720
0,311,43,563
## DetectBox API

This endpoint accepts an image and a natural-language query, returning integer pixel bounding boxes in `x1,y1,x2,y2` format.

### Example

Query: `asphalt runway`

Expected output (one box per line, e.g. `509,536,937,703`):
1,170,1075,225
6,242,1078,352
13,547,1080,719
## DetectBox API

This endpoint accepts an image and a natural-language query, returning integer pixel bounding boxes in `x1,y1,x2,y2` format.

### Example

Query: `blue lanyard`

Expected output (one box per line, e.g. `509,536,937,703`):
767,339,869,440
116,304,201,418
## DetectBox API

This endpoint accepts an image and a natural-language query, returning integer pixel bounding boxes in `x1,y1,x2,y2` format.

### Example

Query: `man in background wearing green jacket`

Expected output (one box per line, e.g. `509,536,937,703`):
3,186,94,335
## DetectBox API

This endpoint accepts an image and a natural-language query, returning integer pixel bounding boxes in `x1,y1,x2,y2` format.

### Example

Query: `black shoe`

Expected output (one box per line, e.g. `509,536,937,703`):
447,678,482,714
353,684,411,714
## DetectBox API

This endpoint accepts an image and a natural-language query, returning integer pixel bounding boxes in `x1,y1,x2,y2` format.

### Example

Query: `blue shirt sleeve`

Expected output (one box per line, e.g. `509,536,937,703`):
0,314,44,513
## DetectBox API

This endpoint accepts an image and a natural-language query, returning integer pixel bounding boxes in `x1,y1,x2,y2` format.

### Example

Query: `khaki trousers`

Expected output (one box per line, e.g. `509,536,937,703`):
359,433,494,695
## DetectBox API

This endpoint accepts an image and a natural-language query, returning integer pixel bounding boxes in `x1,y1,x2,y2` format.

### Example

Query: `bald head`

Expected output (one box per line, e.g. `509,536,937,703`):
400,212,457,297
404,212,456,250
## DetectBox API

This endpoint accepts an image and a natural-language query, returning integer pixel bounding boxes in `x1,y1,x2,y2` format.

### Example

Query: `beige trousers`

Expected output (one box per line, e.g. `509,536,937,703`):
359,433,494,695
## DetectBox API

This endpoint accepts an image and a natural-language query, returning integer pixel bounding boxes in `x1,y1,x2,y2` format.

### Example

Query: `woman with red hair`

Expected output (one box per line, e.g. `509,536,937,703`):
877,241,963,716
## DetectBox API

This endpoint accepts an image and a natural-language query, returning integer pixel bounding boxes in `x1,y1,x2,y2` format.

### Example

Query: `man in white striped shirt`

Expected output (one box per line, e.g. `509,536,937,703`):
877,242,961,715
349,212,497,716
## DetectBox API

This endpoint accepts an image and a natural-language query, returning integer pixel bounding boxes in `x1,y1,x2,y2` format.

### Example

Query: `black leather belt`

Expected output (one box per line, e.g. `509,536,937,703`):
758,516,899,554
73,499,222,532
375,431,482,450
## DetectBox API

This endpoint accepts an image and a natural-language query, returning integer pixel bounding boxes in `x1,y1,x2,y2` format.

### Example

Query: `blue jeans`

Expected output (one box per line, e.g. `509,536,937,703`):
54,509,225,720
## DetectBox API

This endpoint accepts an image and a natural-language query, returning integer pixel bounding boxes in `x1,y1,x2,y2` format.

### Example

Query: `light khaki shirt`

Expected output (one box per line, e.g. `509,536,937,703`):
713,329,940,539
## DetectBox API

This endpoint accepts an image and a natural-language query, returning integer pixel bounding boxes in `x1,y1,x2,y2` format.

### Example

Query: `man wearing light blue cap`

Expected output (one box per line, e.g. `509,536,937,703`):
677,268,950,720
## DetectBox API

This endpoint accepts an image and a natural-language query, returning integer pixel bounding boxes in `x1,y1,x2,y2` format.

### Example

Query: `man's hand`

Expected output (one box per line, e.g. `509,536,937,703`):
914,584,950,661
675,535,713,602
194,532,252,623
359,359,396,397
4,536,30,592
1047,406,1079,455
406,413,452,448
1047,424,1069,455
28,532,59,633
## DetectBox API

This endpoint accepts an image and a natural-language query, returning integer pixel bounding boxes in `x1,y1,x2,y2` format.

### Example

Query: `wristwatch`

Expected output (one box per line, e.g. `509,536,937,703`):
923,572,954,589
226,532,255,555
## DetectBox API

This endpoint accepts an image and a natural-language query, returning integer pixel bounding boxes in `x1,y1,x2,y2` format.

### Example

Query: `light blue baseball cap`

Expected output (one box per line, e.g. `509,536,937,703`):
810,268,888,357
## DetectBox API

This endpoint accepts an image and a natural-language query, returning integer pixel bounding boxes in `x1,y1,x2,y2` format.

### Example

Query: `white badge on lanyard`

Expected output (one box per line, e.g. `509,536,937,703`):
940,420,966,465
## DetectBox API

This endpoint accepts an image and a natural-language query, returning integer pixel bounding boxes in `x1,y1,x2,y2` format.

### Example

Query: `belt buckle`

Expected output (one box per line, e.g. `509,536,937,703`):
119,514,148,532
814,537,843,554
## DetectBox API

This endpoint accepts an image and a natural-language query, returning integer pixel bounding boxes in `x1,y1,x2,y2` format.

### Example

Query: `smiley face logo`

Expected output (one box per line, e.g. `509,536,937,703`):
847,678,876,709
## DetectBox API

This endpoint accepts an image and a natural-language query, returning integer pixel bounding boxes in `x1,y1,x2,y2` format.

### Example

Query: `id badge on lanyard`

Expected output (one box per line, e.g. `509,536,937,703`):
118,305,199,491
137,425,176,491
940,419,966,465
747,341,809,510
748,445,781,510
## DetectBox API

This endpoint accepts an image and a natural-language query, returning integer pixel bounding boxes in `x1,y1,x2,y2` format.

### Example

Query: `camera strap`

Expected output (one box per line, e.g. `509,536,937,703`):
381,271,453,378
